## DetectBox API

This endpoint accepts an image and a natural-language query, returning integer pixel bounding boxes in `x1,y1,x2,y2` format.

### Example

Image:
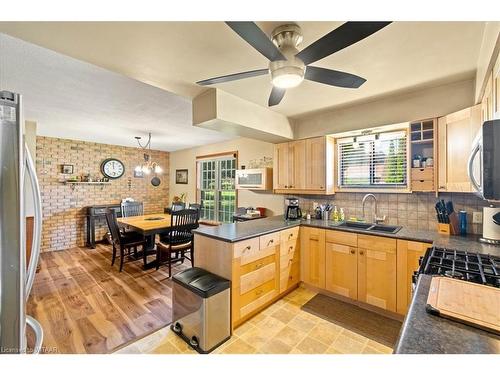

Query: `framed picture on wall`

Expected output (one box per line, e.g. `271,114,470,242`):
176,169,188,184
61,164,74,174
134,170,144,178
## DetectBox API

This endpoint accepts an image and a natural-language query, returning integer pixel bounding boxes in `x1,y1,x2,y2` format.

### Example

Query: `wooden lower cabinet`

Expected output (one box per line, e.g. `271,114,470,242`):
325,242,358,299
357,234,397,312
300,227,326,288
396,240,430,314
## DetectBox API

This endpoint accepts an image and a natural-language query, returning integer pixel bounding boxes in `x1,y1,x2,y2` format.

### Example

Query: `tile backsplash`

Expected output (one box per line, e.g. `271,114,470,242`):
291,192,491,234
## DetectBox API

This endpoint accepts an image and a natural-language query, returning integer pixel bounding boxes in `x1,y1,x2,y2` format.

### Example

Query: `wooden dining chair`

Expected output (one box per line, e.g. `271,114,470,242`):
105,208,147,272
164,201,186,214
156,208,199,277
121,201,144,217
188,203,201,219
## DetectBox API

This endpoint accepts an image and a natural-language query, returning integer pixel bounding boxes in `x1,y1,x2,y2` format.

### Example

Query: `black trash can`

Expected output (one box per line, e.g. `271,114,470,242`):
171,267,231,353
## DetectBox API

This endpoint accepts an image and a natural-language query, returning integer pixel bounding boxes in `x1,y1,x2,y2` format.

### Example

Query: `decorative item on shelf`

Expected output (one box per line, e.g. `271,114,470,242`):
134,169,144,178
175,169,188,184
61,164,73,174
173,193,186,203
134,133,162,176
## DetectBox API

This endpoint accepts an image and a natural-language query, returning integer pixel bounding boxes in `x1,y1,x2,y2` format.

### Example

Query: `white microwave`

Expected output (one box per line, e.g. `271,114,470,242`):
235,168,273,190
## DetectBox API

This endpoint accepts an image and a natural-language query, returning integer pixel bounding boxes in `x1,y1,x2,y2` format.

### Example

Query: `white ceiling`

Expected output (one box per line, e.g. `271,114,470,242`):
0,21,487,118
0,33,234,151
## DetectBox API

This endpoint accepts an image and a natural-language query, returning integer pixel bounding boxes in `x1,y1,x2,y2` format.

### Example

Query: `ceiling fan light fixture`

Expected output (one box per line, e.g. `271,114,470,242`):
271,66,304,89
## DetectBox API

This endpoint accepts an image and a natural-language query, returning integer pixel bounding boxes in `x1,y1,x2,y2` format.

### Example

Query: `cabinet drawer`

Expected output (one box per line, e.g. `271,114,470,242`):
259,231,280,249
411,168,433,180
240,262,276,295
412,180,434,191
325,229,357,247
239,254,275,276
240,289,276,319
239,278,276,309
280,227,300,243
280,239,299,257
280,249,300,269
280,261,300,293
358,234,396,253
233,237,260,259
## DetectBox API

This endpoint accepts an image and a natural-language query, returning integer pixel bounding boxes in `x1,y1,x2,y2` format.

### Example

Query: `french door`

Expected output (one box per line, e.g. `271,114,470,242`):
198,156,236,223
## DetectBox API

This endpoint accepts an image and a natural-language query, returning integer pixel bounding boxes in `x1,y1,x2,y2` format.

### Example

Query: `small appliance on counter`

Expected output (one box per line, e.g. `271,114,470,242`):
480,205,500,245
285,197,302,221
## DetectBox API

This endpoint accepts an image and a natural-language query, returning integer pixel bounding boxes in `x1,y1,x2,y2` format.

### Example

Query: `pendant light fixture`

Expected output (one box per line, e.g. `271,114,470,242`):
134,133,162,175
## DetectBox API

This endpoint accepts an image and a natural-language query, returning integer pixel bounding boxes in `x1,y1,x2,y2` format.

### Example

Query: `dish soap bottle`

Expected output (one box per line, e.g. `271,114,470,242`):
332,206,339,222
339,208,345,222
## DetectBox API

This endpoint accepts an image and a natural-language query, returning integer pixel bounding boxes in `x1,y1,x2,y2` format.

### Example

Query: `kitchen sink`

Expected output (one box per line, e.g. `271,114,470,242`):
335,221,402,234
368,224,402,234
336,221,373,230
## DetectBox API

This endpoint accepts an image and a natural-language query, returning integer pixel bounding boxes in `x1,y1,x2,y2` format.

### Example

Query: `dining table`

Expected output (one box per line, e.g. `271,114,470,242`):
117,213,172,269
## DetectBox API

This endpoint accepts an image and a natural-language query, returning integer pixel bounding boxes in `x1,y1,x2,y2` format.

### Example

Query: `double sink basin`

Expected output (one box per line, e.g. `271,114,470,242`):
332,221,402,234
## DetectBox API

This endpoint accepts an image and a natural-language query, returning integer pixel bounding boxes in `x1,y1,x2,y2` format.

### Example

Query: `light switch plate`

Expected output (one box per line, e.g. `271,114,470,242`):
472,211,483,224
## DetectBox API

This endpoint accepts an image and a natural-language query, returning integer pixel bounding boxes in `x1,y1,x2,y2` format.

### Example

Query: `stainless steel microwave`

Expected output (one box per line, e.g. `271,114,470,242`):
235,168,273,190
468,119,500,202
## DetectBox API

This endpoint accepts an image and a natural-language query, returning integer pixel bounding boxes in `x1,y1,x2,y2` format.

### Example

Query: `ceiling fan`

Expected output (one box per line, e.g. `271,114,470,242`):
196,21,392,106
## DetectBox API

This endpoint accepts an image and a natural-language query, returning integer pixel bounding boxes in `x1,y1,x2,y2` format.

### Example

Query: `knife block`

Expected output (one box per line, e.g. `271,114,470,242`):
437,223,452,235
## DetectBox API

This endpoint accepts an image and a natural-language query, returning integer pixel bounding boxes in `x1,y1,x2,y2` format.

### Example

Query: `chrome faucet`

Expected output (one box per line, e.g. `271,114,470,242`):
362,194,386,224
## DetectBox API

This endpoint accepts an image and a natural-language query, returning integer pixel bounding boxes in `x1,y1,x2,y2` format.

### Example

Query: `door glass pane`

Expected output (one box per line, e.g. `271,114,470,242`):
198,157,236,223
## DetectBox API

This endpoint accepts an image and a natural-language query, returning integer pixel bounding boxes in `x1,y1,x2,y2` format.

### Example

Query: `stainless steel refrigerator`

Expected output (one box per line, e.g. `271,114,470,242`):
0,90,43,354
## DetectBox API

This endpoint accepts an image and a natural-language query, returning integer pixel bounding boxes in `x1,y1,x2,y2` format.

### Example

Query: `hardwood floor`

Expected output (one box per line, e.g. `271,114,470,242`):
27,244,189,354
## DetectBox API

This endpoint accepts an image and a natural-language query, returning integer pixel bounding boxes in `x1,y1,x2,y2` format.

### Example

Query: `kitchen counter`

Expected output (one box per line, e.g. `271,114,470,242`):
194,215,500,256
394,275,500,354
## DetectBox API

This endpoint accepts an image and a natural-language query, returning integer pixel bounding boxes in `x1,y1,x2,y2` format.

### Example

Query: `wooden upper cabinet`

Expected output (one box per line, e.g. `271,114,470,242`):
437,104,481,192
274,142,290,189
273,136,334,194
289,140,306,190
493,53,500,120
300,227,326,289
357,235,397,312
481,72,494,124
305,137,326,190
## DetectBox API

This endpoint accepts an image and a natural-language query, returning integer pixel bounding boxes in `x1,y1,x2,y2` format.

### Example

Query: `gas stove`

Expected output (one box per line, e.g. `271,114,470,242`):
414,247,500,289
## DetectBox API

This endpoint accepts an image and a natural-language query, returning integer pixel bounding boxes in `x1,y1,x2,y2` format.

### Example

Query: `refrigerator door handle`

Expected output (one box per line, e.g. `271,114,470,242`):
25,315,43,354
25,144,42,299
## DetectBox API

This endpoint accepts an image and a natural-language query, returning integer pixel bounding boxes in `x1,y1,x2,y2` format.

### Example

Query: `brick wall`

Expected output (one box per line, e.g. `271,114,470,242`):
36,136,170,252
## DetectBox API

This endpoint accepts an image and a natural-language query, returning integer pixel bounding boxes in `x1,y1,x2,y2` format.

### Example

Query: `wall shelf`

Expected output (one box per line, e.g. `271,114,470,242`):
61,181,111,190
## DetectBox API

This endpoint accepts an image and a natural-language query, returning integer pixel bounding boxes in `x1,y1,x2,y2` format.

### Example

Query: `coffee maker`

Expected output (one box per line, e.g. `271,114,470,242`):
285,197,302,221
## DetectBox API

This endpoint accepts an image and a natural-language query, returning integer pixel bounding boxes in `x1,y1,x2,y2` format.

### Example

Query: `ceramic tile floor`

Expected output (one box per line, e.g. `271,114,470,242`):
115,286,393,354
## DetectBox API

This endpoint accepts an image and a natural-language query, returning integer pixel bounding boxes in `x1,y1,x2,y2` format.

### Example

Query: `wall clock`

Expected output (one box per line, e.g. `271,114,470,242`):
101,158,125,179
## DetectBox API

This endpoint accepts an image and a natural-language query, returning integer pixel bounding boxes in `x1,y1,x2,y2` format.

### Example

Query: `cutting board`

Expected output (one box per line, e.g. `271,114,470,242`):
426,277,500,335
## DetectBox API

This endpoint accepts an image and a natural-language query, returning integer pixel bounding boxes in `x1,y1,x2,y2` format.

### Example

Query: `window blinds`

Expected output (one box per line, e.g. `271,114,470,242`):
338,131,407,188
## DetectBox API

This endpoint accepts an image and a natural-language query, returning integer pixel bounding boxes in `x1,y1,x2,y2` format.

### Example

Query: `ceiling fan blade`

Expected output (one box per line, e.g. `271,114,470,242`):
225,22,286,62
296,22,392,65
196,68,269,86
305,66,366,88
268,86,286,107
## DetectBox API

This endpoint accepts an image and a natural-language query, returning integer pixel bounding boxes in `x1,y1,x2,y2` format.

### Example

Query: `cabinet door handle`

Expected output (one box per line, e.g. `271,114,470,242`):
288,233,294,239
255,289,263,296
350,249,355,254
284,185,288,188
243,245,251,253
267,239,274,246
359,250,364,255
288,246,293,253
255,263,264,270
